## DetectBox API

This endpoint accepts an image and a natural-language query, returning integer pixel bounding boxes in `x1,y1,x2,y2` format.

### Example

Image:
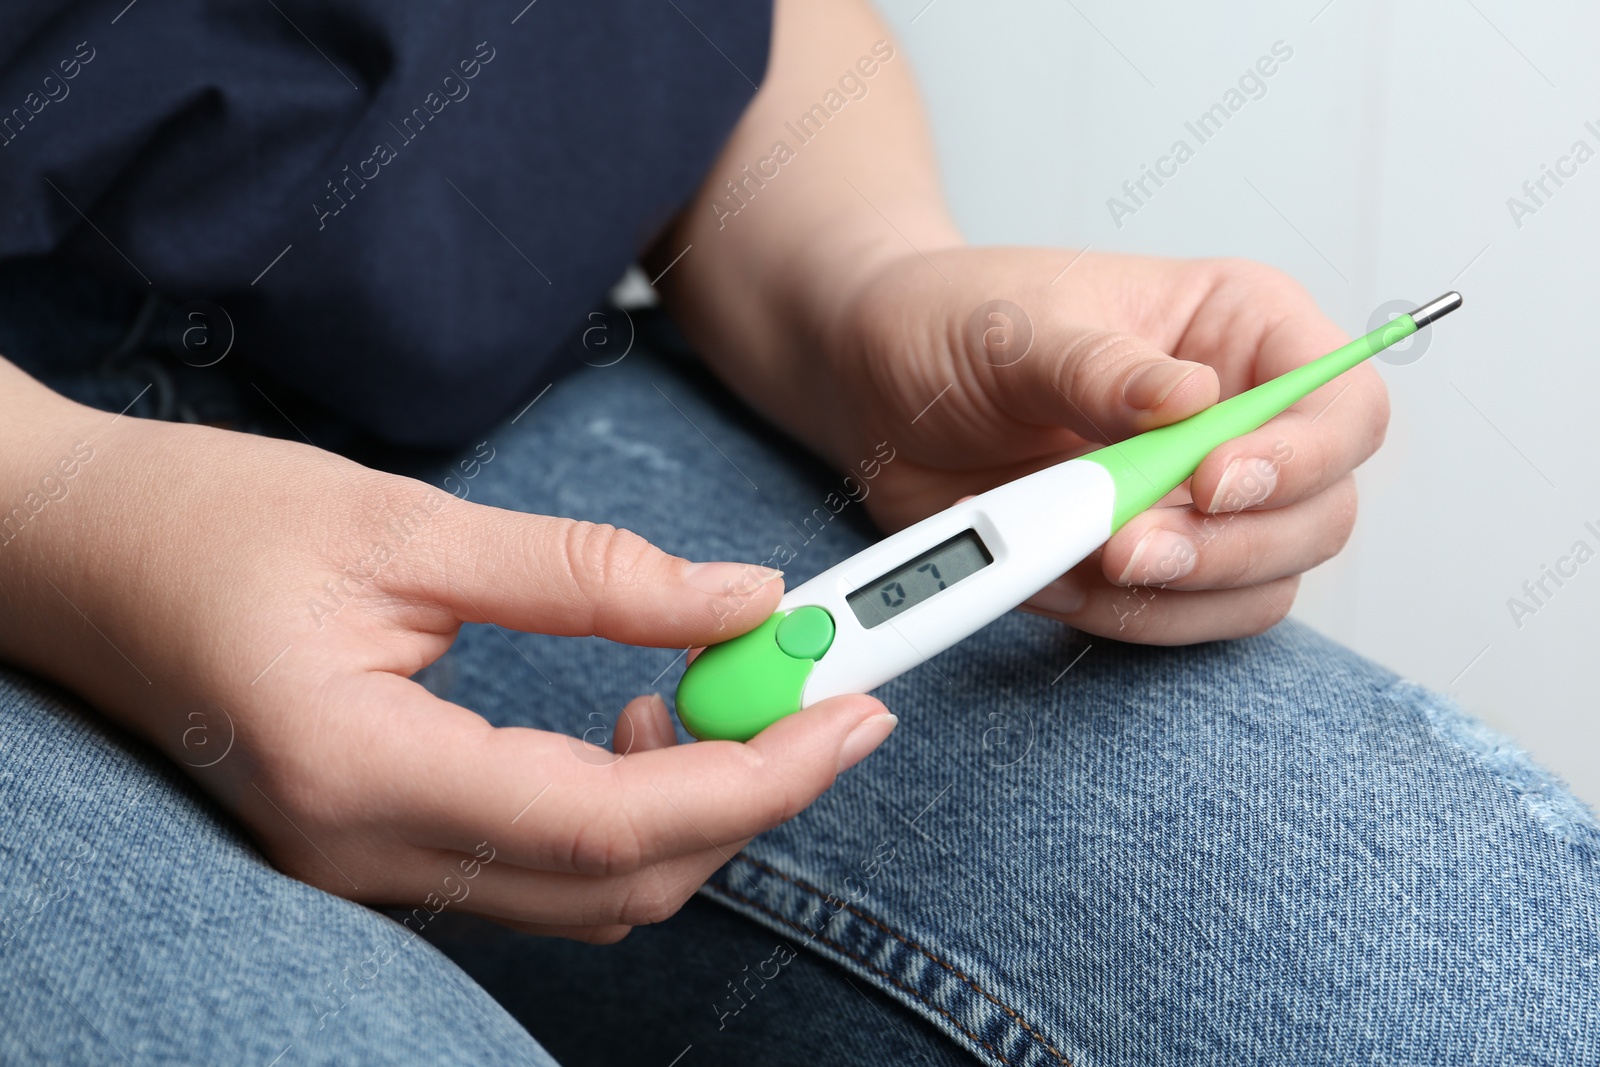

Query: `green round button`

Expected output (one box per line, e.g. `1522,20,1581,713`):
774,605,835,660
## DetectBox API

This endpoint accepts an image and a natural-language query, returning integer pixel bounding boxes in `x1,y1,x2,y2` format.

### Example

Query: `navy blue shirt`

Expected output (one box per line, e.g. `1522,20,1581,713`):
0,1,770,446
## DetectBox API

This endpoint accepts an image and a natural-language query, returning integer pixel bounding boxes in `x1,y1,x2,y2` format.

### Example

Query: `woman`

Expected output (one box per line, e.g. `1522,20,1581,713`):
2,0,1594,1063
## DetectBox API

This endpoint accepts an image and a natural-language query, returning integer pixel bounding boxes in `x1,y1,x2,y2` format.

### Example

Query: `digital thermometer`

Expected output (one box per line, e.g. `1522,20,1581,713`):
676,293,1462,741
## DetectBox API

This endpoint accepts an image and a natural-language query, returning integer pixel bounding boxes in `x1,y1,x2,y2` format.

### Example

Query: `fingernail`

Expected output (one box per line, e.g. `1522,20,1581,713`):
682,561,783,597
1207,456,1278,513
1117,529,1198,586
837,713,898,773
1029,576,1085,616
1122,361,1204,411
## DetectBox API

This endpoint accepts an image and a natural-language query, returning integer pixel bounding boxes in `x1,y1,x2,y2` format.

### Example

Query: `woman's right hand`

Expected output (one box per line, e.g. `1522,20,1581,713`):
0,367,896,942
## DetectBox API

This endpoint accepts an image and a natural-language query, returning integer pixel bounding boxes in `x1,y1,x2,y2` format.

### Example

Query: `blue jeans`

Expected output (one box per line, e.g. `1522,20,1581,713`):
3,293,1598,1065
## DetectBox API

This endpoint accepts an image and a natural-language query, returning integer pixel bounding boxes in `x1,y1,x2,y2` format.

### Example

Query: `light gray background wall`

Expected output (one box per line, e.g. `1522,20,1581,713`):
874,0,1600,805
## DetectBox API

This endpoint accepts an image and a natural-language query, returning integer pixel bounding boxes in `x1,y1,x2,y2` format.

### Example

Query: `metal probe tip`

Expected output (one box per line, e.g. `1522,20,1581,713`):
1409,291,1463,328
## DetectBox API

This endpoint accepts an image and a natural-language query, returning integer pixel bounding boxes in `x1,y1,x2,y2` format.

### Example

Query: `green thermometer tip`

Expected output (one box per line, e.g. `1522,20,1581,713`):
1083,291,1462,530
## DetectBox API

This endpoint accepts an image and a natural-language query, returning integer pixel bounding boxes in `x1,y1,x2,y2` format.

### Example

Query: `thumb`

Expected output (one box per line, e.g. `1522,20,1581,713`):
982,323,1219,443
407,503,785,646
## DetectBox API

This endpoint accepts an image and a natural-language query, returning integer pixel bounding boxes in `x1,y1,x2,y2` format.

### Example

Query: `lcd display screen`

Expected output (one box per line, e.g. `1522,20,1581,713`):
845,529,993,629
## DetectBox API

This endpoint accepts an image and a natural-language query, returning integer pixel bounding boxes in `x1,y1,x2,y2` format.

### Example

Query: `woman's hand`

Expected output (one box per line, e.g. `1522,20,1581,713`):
0,387,895,942
820,248,1388,645
647,2,1378,645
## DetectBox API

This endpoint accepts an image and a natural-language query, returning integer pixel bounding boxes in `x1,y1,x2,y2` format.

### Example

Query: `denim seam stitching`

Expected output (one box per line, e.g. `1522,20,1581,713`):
706,880,1015,1065
726,855,1074,1067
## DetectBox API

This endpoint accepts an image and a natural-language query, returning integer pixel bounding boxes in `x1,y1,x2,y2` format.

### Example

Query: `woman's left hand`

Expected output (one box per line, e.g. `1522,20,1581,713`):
820,247,1388,645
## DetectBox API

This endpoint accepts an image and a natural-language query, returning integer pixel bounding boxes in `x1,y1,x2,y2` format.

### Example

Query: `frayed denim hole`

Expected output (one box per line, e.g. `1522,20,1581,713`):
1390,679,1600,857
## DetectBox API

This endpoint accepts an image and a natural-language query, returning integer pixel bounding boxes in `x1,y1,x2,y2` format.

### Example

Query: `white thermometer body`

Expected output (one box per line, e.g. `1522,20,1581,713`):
786,459,1113,704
